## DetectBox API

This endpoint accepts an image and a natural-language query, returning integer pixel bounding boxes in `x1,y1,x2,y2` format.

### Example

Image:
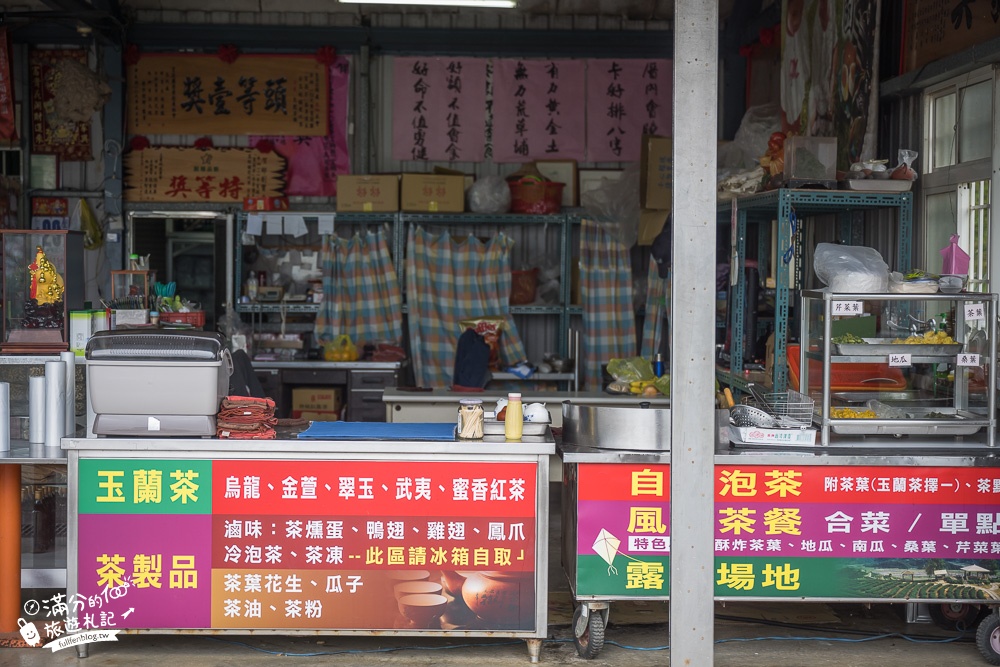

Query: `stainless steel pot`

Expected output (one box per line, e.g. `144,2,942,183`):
561,401,671,451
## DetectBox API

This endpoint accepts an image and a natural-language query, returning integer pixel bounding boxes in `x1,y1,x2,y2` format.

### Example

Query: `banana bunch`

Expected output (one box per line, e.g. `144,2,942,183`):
629,379,658,395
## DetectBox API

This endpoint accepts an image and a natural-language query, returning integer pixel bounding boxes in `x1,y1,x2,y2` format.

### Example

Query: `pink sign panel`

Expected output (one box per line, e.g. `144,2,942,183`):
492,59,586,163
585,59,672,162
250,56,351,196
392,57,487,162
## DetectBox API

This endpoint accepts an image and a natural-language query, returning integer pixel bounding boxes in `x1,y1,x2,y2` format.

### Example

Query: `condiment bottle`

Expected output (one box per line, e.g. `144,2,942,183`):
457,399,484,440
504,392,523,441
653,353,665,377
247,272,258,300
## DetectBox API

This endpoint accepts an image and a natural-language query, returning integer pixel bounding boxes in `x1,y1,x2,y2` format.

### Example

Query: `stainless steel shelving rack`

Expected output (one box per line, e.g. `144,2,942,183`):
716,189,913,394
234,210,582,364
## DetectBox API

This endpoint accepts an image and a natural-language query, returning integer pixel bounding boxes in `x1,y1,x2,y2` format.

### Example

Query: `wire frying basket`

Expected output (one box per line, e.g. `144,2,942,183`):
743,389,815,428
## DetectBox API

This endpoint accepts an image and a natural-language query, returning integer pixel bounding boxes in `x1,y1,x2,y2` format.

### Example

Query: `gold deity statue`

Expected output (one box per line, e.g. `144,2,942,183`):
28,245,66,305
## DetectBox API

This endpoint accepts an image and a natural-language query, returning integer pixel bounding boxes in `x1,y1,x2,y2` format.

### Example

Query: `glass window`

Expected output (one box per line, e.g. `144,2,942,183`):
924,191,958,271
931,92,956,170
959,80,992,163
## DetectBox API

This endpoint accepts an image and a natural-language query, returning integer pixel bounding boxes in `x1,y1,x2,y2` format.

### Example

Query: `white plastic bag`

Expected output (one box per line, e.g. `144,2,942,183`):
813,243,888,293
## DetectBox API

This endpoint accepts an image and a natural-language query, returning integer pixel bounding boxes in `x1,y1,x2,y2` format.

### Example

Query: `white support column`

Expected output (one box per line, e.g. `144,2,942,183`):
670,1,719,665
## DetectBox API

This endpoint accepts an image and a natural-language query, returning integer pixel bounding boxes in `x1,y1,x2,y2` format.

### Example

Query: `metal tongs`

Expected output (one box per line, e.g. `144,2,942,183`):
886,314,938,337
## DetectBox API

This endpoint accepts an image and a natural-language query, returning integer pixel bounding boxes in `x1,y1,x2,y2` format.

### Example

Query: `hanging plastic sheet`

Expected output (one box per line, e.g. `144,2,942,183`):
405,225,527,388
314,227,403,348
580,219,636,390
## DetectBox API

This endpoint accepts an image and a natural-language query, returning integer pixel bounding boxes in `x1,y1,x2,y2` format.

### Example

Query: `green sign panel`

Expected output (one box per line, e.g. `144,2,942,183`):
78,459,212,514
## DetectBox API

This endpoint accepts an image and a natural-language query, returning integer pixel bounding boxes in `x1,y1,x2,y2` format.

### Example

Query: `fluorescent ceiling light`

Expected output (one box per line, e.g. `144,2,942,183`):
339,0,516,7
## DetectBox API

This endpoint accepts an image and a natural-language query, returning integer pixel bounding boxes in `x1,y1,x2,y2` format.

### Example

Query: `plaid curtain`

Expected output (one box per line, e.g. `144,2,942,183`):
641,257,669,359
314,227,403,346
406,224,527,388
580,219,636,389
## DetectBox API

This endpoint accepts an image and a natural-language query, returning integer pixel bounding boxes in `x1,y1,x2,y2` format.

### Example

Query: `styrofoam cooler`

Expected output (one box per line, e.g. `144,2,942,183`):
86,330,232,435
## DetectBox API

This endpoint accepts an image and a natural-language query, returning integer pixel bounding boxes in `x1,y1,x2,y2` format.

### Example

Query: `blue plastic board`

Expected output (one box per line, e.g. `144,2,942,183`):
297,421,457,441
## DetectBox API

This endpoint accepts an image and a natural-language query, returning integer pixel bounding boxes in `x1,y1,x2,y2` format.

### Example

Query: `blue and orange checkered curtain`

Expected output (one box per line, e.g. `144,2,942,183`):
580,219,636,389
314,227,403,347
405,224,527,388
641,258,669,359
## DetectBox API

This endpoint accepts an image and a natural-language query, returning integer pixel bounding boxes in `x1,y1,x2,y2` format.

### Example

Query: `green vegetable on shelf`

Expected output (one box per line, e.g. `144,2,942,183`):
832,333,867,344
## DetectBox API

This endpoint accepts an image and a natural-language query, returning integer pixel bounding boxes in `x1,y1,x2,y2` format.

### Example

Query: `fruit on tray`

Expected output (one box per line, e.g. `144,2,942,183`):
891,330,956,345
629,379,657,394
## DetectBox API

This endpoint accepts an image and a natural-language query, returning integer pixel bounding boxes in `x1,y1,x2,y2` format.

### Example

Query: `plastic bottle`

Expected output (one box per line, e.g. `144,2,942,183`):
247,272,258,301
653,353,665,378
504,392,523,441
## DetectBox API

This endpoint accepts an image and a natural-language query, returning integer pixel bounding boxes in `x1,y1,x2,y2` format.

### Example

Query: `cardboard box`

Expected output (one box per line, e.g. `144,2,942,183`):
336,175,400,212
638,209,670,246
728,425,817,446
297,410,341,422
291,387,342,419
400,174,465,213
640,135,672,210
243,197,289,211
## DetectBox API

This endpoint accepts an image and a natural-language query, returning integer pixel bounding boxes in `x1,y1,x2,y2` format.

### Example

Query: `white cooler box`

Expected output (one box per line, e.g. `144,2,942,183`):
86,330,233,436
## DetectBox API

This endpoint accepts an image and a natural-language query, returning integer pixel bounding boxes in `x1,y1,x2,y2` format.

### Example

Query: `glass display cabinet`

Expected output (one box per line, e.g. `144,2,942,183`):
110,270,151,309
799,290,997,446
0,230,84,353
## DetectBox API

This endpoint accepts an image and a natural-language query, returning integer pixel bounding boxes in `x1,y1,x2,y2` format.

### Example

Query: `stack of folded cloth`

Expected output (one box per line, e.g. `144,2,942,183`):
217,396,277,439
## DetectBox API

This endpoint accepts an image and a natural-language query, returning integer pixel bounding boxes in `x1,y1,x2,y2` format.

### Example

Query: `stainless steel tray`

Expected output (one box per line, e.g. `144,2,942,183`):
834,337,962,356
483,420,550,436
829,408,984,436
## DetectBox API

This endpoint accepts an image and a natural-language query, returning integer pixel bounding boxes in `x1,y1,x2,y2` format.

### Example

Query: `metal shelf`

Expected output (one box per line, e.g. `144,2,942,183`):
400,212,565,225
716,188,914,395
236,303,320,314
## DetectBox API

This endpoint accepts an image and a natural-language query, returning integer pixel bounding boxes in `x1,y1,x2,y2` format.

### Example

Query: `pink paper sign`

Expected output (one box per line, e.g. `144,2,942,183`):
250,55,351,197
585,59,672,162
492,59,586,163
392,57,487,162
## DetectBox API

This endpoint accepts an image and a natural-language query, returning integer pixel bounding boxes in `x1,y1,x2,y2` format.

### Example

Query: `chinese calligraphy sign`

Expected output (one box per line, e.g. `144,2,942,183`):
123,147,286,203
585,59,672,162
127,55,327,136
392,57,487,162
492,59,586,163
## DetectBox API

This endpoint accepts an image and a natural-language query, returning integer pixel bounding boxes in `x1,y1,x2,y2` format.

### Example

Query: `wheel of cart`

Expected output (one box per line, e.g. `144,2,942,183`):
976,607,1000,665
928,602,990,631
572,602,610,659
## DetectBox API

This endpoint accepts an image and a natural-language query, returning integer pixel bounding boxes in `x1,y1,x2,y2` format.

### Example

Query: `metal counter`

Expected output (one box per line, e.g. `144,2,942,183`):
63,435,553,661
557,412,1000,658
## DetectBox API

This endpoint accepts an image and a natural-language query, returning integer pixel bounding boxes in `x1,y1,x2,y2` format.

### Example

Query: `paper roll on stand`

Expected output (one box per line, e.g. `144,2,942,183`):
0,382,9,453
44,361,66,448
29,376,45,444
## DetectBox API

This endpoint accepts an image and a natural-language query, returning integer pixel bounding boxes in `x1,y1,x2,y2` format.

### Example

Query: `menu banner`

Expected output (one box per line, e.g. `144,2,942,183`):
576,463,1000,599
123,147,286,203
77,458,538,632
127,54,327,136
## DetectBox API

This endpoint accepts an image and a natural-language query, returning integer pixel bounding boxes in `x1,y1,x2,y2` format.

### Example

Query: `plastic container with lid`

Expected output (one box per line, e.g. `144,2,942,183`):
504,392,523,440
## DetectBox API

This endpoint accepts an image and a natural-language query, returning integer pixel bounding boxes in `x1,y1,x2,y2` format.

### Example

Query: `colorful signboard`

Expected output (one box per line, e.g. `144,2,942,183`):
77,458,538,632
127,55,327,136
123,147,286,203
576,463,1000,600
29,49,93,161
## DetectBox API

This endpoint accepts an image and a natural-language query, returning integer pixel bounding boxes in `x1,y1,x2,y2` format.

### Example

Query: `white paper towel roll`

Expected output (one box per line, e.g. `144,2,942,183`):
44,360,66,448
60,351,76,436
29,375,46,444
0,382,9,452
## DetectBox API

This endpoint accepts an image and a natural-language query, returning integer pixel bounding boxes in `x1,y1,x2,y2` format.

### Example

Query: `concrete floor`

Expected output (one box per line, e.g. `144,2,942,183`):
1,483,991,666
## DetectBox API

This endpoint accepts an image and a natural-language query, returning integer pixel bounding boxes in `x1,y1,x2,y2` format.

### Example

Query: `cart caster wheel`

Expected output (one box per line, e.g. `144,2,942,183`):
573,605,606,659
929,602,985,631
976,613,1000,665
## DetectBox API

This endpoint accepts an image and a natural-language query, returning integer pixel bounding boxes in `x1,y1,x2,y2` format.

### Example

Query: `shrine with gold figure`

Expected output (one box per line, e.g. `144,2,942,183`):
0,230,84,353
